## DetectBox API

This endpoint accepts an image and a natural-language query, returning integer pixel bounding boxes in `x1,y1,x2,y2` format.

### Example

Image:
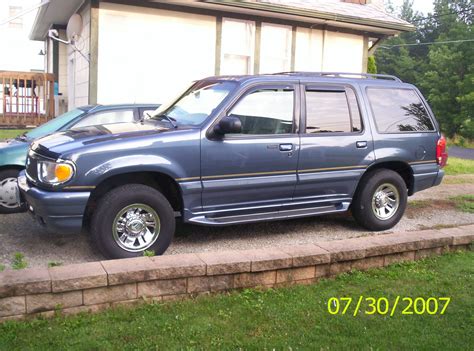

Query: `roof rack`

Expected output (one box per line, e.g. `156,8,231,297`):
272,72,402,82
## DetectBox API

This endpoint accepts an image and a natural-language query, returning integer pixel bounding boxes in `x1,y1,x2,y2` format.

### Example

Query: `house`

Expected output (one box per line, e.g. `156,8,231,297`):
29,0,413,111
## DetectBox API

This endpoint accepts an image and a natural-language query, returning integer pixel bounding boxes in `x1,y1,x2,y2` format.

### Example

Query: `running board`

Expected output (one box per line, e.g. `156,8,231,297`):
188,202,350,226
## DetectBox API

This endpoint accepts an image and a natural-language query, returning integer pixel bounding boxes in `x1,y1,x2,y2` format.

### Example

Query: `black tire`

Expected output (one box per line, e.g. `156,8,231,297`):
0,168,26,214
90,184,175,259
352,169,407,231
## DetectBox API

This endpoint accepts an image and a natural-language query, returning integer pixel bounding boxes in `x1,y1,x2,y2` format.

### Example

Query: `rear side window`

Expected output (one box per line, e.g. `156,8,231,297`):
305,89,362,133
367,88,435,133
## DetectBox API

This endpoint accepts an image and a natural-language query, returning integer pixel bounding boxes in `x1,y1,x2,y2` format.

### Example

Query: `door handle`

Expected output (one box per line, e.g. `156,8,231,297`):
279,143,293,152
356,141,367,149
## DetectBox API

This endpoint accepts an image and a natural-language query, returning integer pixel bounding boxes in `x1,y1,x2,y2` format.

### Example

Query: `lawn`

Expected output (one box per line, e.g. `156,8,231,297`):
0,129,29,140
0,251,472,350
444,157,474,175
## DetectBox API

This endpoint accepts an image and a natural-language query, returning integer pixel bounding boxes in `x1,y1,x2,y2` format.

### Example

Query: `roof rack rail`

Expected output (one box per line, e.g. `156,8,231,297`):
272,71,402,82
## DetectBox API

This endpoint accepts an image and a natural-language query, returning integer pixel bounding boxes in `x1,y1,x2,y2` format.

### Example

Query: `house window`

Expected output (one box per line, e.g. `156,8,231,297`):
220,18,255,75
260,23,292,73
8,6,23,29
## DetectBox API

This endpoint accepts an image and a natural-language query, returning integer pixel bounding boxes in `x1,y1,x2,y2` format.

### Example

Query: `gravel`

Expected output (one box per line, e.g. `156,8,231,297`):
1,178,473,269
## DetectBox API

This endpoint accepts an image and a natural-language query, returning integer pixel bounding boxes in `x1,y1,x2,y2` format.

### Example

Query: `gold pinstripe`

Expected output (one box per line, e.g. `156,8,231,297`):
409,160,437,165
177,165,368,182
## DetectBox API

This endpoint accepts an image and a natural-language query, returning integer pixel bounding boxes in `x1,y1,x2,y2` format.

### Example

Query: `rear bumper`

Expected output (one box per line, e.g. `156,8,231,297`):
18,172,90,233
411,169,444,194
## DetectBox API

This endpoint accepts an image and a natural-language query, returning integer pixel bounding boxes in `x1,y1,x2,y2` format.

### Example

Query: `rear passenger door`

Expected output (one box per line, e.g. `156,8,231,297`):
294,83,375,204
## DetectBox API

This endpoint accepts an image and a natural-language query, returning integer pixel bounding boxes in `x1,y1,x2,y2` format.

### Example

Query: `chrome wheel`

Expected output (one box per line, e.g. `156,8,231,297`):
0,177,21,209
112,204,160,252
371,183,399,220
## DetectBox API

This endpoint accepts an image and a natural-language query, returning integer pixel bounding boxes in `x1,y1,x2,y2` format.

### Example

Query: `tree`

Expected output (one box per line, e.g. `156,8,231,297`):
375,0,473,138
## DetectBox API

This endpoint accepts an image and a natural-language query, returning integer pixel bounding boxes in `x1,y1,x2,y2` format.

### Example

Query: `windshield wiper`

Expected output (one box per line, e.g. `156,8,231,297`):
14,133,28,142
153,114,178,129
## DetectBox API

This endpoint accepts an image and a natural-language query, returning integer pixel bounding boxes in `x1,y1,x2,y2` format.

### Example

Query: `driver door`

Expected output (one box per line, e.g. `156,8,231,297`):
200,82,300,214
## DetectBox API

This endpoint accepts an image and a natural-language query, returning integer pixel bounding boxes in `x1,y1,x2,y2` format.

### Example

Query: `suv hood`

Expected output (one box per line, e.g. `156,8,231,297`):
31,122,171,156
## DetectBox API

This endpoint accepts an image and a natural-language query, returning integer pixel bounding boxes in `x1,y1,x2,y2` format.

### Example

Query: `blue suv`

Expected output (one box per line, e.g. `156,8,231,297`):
19,73,447,259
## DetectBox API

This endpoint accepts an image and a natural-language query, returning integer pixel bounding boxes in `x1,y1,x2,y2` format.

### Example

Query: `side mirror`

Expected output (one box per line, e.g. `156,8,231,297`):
213,116,242,136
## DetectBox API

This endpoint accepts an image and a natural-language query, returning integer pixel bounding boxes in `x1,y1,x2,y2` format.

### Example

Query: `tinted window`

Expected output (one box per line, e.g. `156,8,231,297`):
228,88,294,135
71,109,135,129
367,88,435,132
305,90,352,133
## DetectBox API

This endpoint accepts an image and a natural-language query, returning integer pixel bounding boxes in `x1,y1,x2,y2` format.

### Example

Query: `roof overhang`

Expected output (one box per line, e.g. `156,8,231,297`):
29,0,84,41
155,0,415,35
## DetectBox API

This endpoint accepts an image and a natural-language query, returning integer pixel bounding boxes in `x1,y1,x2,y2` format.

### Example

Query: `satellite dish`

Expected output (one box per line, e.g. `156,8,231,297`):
66,14,83,42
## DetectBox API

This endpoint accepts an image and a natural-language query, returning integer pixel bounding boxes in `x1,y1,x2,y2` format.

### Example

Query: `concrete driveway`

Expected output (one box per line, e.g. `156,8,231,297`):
1,177,473,269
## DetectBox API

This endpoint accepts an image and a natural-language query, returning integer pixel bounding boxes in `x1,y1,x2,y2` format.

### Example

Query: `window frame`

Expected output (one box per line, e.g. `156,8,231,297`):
220,18,256,75
301,83,364,136
365,86,438,135
207,82,300,140
259,22,293,74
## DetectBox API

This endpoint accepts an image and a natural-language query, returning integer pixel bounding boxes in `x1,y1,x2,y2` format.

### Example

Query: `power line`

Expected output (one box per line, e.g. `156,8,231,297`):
405,7,473,23
379,38,474,49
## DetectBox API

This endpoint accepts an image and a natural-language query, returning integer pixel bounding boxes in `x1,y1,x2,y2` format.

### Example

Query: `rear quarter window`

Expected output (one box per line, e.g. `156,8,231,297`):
367,88,435,133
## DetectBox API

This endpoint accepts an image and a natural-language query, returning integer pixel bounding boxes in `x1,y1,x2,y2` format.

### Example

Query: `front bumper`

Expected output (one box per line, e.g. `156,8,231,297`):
18,172,90,233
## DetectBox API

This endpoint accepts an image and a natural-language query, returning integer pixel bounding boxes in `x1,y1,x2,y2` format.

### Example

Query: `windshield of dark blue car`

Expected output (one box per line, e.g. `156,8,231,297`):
150,81,236,127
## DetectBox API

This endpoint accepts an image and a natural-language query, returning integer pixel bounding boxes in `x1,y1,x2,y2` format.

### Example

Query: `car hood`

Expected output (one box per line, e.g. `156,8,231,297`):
31,122,173,157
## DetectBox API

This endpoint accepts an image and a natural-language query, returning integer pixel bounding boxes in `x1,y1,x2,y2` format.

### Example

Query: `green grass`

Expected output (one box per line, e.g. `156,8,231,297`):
444,157,474,175
11,252,27,270
450,195,474,213
0,129,29,140
0,251,472,350
447,136,474,149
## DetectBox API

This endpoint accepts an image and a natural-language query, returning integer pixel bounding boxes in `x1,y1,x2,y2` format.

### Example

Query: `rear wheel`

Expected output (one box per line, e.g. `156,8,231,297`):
352,169,407,231
0,169,26,214
91,184,175,259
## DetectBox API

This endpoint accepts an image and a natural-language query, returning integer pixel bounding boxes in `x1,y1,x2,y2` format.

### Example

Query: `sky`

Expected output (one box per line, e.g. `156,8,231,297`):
390,0,434,14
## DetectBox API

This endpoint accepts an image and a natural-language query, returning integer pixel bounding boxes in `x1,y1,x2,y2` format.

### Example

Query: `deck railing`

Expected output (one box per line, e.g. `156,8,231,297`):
0,71,55,127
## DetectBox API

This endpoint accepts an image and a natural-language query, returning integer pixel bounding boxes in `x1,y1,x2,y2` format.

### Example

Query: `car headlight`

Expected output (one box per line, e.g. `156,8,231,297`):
37,160,75,185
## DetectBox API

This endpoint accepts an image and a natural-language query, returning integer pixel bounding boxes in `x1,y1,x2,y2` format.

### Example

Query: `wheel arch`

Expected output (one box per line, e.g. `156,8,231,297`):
83,171,183,229
359,161,414,196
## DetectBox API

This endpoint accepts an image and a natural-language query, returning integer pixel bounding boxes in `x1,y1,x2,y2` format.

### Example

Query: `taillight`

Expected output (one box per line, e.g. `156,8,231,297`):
436,135,448,168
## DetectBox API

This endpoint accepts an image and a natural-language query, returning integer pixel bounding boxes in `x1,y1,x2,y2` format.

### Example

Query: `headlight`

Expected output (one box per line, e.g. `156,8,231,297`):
37,160,75,185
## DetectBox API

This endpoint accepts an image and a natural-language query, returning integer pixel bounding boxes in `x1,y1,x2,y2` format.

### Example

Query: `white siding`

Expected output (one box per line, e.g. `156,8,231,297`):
67,2,91,109
294,27,323,71
97,3,216,105
322,31,364,73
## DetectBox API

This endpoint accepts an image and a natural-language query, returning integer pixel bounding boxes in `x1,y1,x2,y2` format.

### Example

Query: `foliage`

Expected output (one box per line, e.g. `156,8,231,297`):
375,0,473,139
48,262,63,268
11,252,28,270
444,157,474,175
367,55,377,73
143,250,155,257
0,129,30,140
450,195,474,213
0,251,472,349
0,264,5,272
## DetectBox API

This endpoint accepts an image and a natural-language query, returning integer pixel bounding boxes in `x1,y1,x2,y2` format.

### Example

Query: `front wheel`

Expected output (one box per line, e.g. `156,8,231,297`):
352,169,407,231
91,184,175,259
0,169,26,214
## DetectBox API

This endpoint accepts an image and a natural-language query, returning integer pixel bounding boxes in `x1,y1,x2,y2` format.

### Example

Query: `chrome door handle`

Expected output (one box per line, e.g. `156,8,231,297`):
279,144,293,152
356,141,367,149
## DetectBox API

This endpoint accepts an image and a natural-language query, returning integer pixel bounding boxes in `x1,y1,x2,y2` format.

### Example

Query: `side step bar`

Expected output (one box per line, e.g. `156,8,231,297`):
188,202,350,226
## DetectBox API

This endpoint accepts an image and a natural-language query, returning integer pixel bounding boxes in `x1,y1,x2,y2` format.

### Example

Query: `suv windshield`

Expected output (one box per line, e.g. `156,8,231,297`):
25,108,85,139
151,81,236,126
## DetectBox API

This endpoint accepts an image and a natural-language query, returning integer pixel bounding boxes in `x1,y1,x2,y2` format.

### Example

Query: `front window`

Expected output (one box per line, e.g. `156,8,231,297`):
151,81,236,126
25,108,85,139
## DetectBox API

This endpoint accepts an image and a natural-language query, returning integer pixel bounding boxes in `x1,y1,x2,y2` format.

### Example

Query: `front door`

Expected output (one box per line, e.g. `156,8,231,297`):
200,83,300,214
294,83,375,204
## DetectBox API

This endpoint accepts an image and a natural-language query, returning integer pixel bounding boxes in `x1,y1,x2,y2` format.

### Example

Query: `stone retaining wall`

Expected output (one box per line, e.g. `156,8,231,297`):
1,225,473,322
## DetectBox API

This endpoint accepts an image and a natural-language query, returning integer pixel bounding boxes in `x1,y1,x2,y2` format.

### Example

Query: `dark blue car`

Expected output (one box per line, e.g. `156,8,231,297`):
19,73,447,259
0,104,158,213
